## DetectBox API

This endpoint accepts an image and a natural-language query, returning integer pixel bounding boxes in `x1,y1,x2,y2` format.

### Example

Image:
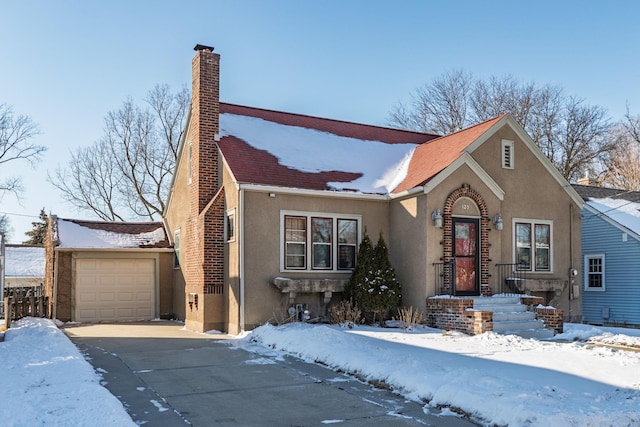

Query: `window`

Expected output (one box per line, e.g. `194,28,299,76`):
514,219,552,272
226,209,236,242
174,229,181,268
282,211,360,272
584,254,605,291
285,216,307,269
338,219,357,269
502,139,514,169
312,217,332,269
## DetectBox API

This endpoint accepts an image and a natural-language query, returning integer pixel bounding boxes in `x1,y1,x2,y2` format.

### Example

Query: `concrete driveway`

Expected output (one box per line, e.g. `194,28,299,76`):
64,321,478,427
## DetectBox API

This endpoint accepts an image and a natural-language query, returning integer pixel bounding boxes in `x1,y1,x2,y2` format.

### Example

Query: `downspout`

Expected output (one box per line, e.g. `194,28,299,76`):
568,203,573,321
239,188,245,332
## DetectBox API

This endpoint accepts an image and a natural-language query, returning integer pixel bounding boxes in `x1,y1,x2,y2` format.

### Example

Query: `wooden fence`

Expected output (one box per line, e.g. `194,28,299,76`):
3,285,49,329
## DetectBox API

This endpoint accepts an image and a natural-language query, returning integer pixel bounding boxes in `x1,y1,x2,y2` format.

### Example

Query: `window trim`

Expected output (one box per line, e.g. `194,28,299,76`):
512,218,553,273
502,139,514,169
280,210,361,273
584,254,605,291
173,229,181,269
225,208,236,243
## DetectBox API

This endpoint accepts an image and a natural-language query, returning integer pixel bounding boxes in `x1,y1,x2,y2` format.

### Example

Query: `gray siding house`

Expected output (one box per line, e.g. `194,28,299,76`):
574,184,640,327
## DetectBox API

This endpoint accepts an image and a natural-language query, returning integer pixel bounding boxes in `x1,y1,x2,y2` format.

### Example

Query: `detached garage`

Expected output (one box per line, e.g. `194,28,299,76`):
45,218,175,323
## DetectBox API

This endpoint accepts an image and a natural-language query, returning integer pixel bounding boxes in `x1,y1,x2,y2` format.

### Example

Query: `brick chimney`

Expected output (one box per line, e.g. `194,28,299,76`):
190,44,220,214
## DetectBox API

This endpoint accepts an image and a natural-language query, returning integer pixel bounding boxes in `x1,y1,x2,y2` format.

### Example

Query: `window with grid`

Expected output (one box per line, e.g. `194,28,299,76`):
515,220,552,272
282,212,359,272
285,216,307,269
584,254,605,290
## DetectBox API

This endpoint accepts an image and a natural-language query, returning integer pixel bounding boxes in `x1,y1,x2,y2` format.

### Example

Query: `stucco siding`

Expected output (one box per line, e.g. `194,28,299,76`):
471,127,582,320
582,214,640,326
241,189,388,328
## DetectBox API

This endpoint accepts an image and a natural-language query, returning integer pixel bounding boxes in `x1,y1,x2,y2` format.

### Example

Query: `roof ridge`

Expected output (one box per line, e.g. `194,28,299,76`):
220,102,441,139
425,114,507,144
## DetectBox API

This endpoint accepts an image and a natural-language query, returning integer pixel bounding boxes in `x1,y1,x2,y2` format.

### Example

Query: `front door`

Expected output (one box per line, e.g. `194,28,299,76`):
453,217,479,295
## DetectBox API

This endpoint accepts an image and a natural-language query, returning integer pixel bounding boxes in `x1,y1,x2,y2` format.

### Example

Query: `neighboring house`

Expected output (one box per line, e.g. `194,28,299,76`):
4,244,45,288
163,44,584,334
44,218,174,323
573,184,640,327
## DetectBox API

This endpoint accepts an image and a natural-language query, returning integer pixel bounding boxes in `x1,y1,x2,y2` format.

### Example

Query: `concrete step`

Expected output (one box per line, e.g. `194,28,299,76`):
470,296,521,305
493,311,537,322
498,328,555,340
492,319,546,332
473,303,528,313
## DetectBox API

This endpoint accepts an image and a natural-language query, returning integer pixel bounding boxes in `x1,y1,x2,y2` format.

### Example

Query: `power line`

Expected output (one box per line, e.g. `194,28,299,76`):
0,211,40,219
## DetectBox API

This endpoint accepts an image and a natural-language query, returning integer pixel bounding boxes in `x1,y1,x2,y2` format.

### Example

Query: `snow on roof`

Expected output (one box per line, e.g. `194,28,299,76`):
219,113,418,194
586,197,640,235
57,219,167,249
4,245,45,277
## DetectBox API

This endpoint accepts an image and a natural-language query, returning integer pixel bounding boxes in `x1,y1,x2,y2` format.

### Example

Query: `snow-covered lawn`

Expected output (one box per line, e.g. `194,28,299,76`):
2,317,640,427
233,322,640,427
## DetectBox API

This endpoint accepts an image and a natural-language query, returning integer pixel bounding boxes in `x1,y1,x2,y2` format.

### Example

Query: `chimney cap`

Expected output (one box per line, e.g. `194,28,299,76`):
194,44,215,52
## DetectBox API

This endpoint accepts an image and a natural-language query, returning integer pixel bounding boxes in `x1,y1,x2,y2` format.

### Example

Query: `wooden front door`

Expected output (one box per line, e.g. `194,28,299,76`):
453,217,479,295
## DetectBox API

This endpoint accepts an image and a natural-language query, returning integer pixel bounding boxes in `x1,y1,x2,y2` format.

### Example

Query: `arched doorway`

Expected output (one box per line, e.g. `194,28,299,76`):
442,184,490,296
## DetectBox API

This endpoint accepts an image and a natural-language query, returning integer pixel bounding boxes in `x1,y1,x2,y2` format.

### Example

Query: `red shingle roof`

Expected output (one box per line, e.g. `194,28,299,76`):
393,115,506,193
220,103,439,144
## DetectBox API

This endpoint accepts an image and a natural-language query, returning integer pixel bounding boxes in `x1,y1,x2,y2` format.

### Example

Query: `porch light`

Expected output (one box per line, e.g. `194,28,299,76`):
432,209,443,228
492,214,504,231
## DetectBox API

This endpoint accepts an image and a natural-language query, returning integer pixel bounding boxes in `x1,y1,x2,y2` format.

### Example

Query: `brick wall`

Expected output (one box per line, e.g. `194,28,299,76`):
534,307,564,334
184,45,225,330
426,297,493,335
441,184,491,295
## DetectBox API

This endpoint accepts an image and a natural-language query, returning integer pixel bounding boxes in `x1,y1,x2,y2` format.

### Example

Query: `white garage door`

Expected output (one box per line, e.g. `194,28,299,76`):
76,259,155,322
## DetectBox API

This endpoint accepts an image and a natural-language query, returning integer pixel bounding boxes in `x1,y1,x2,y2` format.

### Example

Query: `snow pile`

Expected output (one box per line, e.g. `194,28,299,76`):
220,113,418,194
233,323,640,427
586,197,640,235
0,318,135,427
4,246,45,277
57,219,165,249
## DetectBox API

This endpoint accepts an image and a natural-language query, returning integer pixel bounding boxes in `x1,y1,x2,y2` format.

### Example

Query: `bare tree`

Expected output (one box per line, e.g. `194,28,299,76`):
599,108,640,190
0,214,11,240
0,103,45,198
388,71,614,181
389,69,473,134
50,84,189,221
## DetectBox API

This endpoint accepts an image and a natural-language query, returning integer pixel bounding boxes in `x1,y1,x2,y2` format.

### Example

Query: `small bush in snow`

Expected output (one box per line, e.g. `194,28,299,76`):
329,298,362,328
394,306,424,330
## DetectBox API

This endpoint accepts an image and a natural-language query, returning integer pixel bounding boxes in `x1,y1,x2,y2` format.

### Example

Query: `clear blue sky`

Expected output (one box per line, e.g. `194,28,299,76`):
1,0,639,242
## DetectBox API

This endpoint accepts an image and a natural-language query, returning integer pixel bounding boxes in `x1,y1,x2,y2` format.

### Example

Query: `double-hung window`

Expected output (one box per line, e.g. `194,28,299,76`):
584,254,605,291
282,211,360,272
514,219,552,272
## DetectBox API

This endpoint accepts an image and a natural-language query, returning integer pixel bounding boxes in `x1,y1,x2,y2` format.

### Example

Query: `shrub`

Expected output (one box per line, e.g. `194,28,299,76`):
395,306,424,330
328,299,362,328
346,230,402,324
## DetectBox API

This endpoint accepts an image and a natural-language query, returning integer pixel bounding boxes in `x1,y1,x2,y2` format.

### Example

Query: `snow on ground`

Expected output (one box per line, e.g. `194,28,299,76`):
0,318,135,427
232,322,640,427
2,318,640,427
